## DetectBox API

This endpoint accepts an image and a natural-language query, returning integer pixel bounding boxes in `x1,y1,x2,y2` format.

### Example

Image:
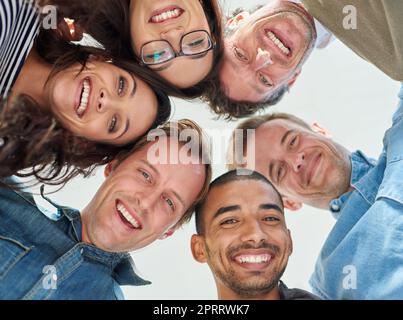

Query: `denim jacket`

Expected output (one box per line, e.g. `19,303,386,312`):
310,85,403,300
0,183,150,300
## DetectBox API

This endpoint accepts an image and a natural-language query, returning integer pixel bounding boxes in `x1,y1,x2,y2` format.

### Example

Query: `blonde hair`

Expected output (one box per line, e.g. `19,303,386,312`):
227,113,312,170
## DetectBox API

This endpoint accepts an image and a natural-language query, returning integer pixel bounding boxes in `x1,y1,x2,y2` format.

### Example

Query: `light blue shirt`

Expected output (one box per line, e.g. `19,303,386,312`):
310,85,403,300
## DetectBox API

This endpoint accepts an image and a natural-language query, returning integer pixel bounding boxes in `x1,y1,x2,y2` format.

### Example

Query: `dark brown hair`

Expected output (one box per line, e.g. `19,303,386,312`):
76,0,224,99
0,7,172,187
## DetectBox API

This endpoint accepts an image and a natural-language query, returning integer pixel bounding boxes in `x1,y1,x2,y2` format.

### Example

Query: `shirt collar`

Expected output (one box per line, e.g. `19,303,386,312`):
329,151,377,216
350,151,377,186
39,188,151,287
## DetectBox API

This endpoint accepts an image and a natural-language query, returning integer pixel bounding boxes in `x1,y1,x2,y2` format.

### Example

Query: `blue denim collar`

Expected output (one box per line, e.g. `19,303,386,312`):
39,186,151,287
350,151,378,203
329,151,376,215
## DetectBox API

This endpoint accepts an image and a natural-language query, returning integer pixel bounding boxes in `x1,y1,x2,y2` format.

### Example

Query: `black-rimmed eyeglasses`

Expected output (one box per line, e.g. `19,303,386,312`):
140,30,215,66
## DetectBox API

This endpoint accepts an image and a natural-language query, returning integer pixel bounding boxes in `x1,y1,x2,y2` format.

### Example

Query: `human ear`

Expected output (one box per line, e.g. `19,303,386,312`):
287,229,294,256
283,197,303,211
287,69,302,88
191,235,208,263
226,12,250,28
159,229,175,240
104,160,118,178
311,122,332,138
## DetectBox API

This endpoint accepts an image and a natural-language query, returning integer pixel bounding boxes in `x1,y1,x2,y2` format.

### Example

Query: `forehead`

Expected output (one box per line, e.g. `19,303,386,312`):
255,118,309,141
90,60,122,73
118,137,205,177
247,119,311,170
204,180,282,218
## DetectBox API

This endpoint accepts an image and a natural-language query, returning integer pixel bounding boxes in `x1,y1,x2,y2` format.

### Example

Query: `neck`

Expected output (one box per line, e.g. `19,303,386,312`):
217,283,281,300
10,47,52,110
80,208,91,244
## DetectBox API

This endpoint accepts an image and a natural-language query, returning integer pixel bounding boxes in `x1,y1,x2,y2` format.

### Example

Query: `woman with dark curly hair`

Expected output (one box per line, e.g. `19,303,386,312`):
0,0,172,186
55,0,224,99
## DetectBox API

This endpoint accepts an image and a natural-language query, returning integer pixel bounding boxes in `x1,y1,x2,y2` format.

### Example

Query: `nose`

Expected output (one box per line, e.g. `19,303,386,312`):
254,47,273,71
240,219,268,244
136,191,160,214
97,89,107,113
292,152,306,173
160,27,185,51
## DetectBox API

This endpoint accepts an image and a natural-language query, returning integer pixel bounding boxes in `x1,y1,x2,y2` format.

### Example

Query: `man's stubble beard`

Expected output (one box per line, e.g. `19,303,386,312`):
205,243,287,299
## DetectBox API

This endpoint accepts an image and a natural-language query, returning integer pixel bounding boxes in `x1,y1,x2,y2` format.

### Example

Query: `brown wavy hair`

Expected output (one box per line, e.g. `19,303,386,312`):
0,8,172,187
67,0,224,99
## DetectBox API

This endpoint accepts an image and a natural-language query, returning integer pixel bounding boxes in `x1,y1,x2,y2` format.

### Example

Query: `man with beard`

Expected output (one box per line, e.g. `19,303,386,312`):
206,0,403,118
191,169,319,300
227,85,403,299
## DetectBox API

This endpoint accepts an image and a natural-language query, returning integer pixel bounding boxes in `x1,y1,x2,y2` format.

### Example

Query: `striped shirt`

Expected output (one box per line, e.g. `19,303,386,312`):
0,0,40,97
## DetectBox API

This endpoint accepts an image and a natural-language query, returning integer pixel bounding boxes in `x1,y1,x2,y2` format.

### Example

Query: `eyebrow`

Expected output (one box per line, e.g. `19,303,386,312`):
269,162,275,182
259,204,284,215
213,205,241,219
151,52,209,72
190,52,209,60
213,203,283,221
152,62,173,72
116,118,130,140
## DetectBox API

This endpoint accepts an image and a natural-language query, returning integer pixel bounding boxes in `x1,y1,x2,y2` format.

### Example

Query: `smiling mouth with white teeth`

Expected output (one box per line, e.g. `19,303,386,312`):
265,30,291,56
116,201,142,230
234,254,272,265
76,78,91,118
149,7,184,23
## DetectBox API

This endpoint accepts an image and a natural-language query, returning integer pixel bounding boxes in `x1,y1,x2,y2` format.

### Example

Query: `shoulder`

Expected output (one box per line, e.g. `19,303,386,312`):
0,0,39,23
0,0,41,95
0,177,36,208
280,281,321,300
0,0,40,36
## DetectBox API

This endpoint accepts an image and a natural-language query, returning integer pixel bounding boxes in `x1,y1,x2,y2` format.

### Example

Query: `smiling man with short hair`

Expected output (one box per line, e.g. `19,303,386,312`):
228,85,403,299
205,0,403,118
191,169,319,300
220,1,317,104
0,119,212,300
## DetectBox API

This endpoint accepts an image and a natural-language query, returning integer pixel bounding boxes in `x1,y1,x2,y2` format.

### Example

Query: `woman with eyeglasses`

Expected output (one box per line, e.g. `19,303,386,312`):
56,0,224,99
0,0,172,186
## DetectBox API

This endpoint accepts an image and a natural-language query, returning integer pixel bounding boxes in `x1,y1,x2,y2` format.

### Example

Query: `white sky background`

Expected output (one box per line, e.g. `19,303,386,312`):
34,0,401,299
